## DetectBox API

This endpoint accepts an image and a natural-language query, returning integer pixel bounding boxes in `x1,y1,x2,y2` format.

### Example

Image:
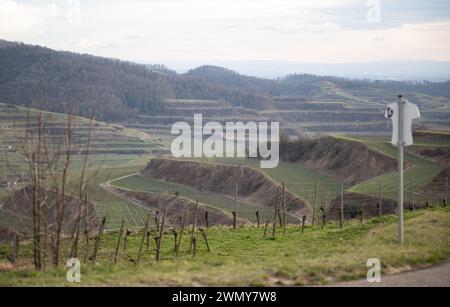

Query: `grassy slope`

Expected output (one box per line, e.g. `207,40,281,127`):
111,156,340,223
0,206,449,286
111,174,255,219
338,136,443,199
186,157,340,205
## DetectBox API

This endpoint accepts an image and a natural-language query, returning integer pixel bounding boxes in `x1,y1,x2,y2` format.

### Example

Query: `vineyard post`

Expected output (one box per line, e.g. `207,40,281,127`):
301,216,306,234
263,221,269,238
282,181,286,234
91,216,106,262
340,183,344,228
11,233,19,265
205,211,209,230
170,228,178,253
189,201,199,252
113,220,125,264
378,180,382,217
176,204,190,257
233,180,238,229
256,211,260,228
360,205,364,223
136,213,151,265
410,178,415,211
445,175,448,205
199,228,210,252
156,209,167,262
146,230,151,251
83,230,89,263
271,189,280,238
320,206,326,231
312,179,319,225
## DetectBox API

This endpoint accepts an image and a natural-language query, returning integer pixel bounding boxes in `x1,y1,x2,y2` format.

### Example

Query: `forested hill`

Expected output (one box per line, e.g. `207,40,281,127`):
0,40,449,121
0,41,272,120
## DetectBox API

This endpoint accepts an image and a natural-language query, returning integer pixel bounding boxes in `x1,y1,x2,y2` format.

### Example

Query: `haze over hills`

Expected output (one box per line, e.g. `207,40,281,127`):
159,60,450,82
0,39,449,135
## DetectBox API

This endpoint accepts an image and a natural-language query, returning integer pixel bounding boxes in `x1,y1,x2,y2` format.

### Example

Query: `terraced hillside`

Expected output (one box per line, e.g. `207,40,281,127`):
0,103,171,234
0,102,169,175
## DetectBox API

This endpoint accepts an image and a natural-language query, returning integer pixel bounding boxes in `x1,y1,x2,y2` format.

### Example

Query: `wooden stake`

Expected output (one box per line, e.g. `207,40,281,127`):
189,201,199,252
320,206,326,231
176,204,190,257
277,209,282,227
170,228,178,253
113,220,125,264
340,183,344,228
199,228,210,252
263,221,269,238
301,216,306,234
192,237,197,258
156,209,167,262
154,210,160,231
146,230,151,251
378,181,382,217
271,189,280,238
91,216,106,262
312,180,319,225
136,213,151,265
83,230,89,263
123,229,131,252
282,181,286,234
11,233,19,265
205,211,209,229
255,211,260,228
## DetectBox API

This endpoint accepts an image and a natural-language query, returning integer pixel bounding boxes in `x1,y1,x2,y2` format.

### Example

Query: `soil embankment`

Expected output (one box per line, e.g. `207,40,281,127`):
280,136,398,184
1,186,98,241
111,187,235,227
141,159,310,217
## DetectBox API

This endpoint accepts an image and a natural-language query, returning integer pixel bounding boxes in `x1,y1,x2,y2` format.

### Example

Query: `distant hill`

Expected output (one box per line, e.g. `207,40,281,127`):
0,41,271,120
0,40,449,121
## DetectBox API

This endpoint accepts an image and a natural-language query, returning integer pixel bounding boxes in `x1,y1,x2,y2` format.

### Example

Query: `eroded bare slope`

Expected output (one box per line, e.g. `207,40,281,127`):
141,159,310,216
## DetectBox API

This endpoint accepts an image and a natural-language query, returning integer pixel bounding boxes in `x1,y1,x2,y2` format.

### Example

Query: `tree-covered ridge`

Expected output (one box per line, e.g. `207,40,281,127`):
0,40,449,121
0,41,272,120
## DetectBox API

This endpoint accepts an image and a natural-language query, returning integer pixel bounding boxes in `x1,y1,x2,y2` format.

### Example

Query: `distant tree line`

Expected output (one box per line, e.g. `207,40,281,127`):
0,40,448,121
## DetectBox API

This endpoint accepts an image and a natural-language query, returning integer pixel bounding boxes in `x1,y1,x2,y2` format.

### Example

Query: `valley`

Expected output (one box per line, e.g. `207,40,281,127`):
0,40,449,287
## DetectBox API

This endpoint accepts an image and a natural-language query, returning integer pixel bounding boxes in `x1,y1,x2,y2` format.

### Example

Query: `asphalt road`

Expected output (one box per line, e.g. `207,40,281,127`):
332,261,450,287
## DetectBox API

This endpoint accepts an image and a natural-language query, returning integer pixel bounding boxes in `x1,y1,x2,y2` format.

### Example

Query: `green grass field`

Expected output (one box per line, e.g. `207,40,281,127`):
1,206,449,286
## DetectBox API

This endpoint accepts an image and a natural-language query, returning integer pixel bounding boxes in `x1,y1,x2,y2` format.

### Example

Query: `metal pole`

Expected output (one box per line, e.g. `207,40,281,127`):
397,95,404,244
234,179,238,229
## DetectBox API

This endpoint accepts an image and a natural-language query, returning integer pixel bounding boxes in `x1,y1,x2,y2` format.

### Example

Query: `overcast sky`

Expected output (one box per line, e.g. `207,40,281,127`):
1,0,450,64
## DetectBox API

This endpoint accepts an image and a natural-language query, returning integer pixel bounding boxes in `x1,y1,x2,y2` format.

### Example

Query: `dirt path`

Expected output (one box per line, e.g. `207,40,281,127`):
331,261,450,287
100,172,156,213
